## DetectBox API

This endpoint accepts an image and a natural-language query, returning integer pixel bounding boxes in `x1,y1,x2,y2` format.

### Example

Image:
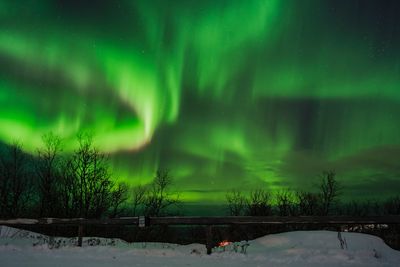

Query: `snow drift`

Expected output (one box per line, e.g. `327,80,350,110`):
1,226,399,267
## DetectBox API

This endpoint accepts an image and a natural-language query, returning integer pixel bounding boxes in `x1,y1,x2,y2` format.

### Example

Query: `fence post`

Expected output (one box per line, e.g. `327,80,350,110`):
206,225,213,255
77,225,84,247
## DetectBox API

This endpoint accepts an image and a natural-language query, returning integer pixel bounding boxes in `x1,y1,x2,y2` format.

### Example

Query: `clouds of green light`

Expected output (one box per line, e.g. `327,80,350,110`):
0,0,399,203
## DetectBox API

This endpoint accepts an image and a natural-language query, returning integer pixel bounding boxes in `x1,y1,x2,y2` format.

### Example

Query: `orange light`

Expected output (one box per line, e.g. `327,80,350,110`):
218,240,231,247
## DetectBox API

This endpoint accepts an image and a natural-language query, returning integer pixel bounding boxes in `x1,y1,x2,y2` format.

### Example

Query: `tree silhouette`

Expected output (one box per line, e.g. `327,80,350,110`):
0,141,32,218
36,133,63,217
131,184,147,216
226,189,246,216
143,169,180,216
296,191,320,216
276,189,295,216
59,133,127,218
319,170,341,215
245,189,272,216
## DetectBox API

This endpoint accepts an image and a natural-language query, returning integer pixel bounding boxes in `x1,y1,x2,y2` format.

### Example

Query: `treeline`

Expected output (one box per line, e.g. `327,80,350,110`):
226,171,400,217
0,133,180,219
1,133,399,219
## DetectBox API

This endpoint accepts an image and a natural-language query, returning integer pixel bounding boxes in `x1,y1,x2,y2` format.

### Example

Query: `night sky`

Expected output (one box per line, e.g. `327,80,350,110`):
1,0,400,203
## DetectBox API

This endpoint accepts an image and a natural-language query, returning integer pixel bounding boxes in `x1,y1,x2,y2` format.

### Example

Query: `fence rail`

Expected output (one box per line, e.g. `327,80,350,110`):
2,216,400,254
1,216,400,226
149,215,400,225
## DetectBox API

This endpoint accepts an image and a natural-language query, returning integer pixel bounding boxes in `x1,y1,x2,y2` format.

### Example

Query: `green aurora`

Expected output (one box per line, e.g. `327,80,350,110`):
0,0,400,203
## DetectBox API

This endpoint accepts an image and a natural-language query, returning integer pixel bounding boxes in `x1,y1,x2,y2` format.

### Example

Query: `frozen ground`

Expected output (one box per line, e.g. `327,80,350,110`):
1,226,400,267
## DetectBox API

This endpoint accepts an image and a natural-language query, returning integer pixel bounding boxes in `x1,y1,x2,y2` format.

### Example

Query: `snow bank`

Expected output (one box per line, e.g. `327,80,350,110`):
0,226,399,267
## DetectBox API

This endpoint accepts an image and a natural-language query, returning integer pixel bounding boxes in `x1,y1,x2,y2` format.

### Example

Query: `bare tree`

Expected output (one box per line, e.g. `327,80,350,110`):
276,189,295,216
319,171,341,215
59,158,79,217
143,169,180,216
59,133,127,218
109,182,128,217
226,189,246,216
245,189,272,216
0,141,32,218
296,191,320,216
383,196,400,215
36,133,63,217
131,185,147,216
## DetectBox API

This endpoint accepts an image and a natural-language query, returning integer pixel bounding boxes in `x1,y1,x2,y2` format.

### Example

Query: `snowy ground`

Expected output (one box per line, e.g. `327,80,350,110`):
1,226,400,267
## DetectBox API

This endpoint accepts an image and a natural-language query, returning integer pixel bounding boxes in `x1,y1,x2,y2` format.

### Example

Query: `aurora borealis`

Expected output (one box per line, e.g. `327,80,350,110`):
1,0,400,203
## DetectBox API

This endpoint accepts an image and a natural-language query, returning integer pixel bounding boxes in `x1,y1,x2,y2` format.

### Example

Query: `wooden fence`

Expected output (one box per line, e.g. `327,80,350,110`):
2,216,400,254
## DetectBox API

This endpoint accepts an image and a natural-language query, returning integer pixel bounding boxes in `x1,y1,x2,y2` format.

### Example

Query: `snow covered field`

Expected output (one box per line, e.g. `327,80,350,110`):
1,226,400,267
